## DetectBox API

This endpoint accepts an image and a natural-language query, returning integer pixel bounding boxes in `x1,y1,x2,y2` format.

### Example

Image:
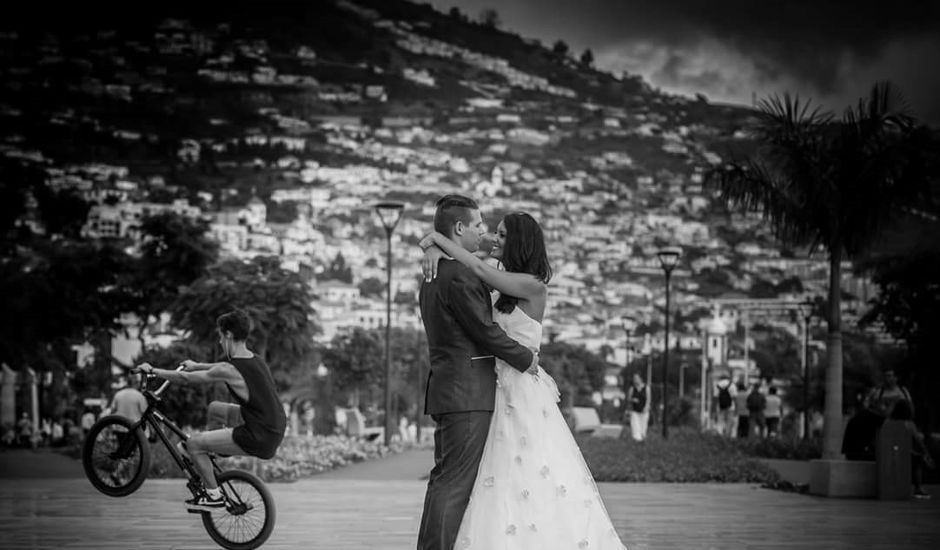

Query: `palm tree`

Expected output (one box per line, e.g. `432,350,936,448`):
708,82,933,458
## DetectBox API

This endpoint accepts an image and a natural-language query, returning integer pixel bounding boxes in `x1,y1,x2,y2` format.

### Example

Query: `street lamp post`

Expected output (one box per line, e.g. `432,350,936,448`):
798,301,813,440
375,201,404,447
316,363,330,434
657,246,681,438
678,363,686,398
620,315,637,431
620,315,637,372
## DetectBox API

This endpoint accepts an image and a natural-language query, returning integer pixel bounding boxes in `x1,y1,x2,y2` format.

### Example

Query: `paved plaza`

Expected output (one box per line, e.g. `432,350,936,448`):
0,450,938,549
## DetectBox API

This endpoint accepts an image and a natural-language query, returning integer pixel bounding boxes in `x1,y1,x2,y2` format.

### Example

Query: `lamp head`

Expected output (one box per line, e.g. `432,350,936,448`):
656,246,682,271
374,201,405,233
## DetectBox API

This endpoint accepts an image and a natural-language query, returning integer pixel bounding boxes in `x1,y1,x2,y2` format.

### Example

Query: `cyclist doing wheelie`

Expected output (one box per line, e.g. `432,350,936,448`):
135,309,286,511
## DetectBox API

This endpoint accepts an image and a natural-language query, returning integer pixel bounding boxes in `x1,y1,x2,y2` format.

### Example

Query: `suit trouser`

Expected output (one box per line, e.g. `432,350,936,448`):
417,411,491,550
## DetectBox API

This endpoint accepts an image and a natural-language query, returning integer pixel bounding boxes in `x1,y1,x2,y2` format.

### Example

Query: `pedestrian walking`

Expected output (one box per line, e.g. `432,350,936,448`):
625,373,651,441
764,387,782,438
746,384,766,438
734,380,750,439
715,376,736,437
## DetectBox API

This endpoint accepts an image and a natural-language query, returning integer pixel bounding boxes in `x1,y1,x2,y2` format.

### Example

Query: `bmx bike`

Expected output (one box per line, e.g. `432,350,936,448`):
81,366,275,550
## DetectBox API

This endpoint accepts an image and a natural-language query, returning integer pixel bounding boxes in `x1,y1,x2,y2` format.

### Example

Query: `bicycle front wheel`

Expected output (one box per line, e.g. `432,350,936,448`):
202,469,276,550
81,414,151,497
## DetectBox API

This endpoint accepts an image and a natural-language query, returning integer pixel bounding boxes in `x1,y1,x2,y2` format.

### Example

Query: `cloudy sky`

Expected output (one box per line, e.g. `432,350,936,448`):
427,0,940,124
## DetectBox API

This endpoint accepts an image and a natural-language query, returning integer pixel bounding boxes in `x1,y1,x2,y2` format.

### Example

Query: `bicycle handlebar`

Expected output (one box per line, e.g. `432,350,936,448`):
152,365,186,398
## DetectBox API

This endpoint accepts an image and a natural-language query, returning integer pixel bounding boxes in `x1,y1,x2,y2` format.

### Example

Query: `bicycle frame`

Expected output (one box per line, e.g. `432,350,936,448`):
128,370,225,496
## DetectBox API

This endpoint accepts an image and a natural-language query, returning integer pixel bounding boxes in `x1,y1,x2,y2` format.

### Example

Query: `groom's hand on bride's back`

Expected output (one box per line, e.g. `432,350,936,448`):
525,350,539,376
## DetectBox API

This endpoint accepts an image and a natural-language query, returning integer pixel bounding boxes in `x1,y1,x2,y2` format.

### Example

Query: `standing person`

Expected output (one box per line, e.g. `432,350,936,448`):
61,415,76,445
626,373,651,441
109,372,151,439
39,418,50,446
16,413,32,448
864,368,913,420
764,387,783,438
890,400,934,499
746,384,766,438
80,409,96,439
421,206,628,549
135,309,286,510
110,373,147,422
51,419,63,446
714,376,736,437
734,380,750,439
416,195,540,550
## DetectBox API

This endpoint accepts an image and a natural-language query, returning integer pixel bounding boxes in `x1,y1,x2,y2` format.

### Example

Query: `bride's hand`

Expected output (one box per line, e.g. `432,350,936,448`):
421,246,448,281
418,232,435,251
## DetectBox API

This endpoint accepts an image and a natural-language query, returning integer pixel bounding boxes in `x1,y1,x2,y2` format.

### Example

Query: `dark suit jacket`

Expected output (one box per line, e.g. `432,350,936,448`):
420,259,534,415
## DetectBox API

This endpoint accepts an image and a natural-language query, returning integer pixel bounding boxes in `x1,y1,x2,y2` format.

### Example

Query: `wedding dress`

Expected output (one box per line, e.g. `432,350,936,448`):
455,302,628,549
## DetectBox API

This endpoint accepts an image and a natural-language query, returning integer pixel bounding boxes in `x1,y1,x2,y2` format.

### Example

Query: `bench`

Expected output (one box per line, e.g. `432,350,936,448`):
343,408,384,441
571,406,601,435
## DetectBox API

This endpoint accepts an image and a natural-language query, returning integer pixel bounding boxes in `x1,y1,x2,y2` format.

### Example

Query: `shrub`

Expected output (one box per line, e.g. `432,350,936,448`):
146,434,412,482
734,435,822,460
577,428,781,483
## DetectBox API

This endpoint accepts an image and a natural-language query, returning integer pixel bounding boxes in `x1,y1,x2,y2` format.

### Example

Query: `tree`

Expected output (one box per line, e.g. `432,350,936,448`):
749,325,801,382
861,224,940,432
539,342,607,407
321,327,383,406
707,82,934,458
388,327,430,425
552,40,569,57
170,256,319,391
32,185,90,239
318,252,353,283
579,49,594,68
357,277,385,298
478,8,501,29
131,212,219,323
0,238,137,402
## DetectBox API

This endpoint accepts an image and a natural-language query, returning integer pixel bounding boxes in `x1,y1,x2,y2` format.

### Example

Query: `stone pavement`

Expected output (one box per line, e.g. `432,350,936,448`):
1,448,939,549
1,476,938,549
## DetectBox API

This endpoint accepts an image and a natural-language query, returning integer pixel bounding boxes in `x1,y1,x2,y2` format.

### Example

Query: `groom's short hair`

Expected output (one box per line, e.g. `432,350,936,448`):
433,194,479,235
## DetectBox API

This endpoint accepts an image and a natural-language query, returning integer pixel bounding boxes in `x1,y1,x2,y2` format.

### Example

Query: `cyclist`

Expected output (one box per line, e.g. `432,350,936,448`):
136,310,286,510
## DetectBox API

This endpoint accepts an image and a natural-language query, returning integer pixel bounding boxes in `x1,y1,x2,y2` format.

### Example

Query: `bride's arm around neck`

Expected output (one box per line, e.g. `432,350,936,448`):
429,232,546,302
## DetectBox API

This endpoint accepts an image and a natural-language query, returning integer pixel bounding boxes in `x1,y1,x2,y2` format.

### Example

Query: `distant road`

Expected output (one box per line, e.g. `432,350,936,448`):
0,448,83,479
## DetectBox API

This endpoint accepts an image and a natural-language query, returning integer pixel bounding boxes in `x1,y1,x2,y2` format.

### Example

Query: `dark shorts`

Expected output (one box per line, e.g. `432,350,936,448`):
232,425,283,460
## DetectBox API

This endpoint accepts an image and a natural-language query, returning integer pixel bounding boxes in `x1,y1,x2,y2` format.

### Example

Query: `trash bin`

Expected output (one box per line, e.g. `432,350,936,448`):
877,419,912,500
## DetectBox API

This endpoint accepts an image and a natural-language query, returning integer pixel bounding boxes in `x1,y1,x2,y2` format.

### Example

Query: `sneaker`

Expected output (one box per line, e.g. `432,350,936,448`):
913,489,931,500
185,492,226,510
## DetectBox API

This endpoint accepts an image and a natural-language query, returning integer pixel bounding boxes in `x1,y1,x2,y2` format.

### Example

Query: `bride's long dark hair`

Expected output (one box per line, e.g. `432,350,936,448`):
494,212,552,314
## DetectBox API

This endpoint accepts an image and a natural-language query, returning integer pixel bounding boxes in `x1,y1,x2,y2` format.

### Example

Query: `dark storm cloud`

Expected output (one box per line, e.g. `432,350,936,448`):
428,0,940,122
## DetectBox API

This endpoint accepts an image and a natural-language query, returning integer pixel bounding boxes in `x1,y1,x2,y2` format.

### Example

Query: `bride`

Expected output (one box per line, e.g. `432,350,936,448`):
420,212,628,550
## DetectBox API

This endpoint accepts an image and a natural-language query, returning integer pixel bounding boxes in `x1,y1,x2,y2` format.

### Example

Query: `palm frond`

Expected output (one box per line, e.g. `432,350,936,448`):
755,92,833,145
707,160,819,248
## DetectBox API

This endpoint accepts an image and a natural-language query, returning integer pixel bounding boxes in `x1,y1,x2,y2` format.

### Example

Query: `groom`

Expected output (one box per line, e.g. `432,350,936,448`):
417,194,539,550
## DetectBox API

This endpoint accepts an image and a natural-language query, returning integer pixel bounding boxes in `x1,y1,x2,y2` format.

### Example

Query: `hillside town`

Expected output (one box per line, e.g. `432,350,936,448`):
0,1,887,417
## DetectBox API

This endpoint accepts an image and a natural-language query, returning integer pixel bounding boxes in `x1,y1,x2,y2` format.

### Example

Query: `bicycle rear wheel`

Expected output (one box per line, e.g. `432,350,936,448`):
81,415,151,497
201,469,276,550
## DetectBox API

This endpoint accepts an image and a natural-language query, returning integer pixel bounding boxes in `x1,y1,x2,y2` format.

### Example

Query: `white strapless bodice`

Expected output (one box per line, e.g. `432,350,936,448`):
492,305,543,352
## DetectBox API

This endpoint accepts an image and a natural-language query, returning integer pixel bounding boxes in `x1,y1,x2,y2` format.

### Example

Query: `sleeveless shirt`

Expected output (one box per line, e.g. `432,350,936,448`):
228,355,286,459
